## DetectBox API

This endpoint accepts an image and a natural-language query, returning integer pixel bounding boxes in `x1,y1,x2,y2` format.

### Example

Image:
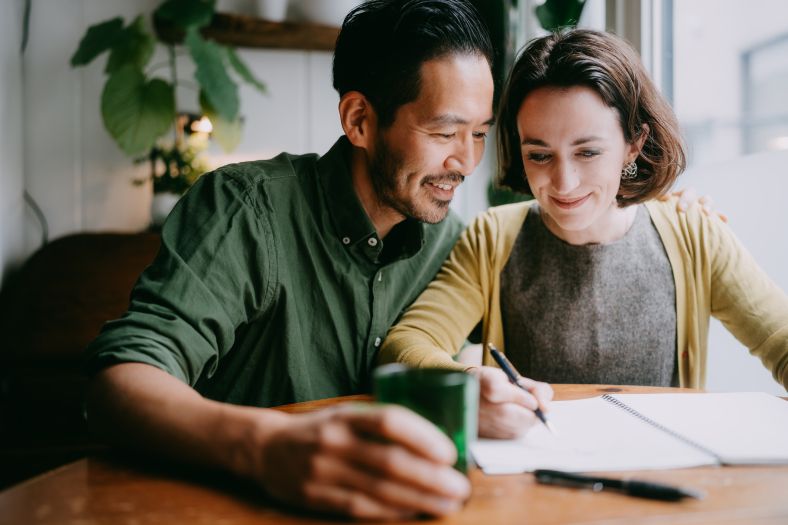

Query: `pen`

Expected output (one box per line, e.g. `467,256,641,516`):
534,469,705,501
487,343,555,434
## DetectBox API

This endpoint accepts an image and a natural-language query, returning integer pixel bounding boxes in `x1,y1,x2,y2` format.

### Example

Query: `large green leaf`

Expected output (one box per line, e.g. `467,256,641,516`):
227,48,266,94
200,91,242,152
101,66,175,155
106,16,155,74
535,0,586,31
154,0,216,29
186,28,239,121
70,17,124,66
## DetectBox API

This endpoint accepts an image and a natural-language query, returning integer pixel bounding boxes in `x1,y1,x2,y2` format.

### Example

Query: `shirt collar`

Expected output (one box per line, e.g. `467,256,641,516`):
318,136,425,263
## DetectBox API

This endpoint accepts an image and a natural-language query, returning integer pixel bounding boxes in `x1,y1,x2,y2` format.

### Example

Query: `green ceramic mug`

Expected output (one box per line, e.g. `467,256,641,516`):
373,364,479,473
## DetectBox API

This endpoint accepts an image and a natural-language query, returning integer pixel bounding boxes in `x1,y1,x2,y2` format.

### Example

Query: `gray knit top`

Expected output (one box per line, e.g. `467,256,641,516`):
500,204,678,386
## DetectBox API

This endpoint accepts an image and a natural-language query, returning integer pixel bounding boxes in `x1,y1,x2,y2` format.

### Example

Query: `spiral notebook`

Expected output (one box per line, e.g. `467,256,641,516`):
471,392,788,474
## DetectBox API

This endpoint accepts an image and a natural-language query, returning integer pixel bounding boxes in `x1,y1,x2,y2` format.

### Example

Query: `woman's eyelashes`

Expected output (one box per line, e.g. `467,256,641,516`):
525,151,552,164
525,149,602,164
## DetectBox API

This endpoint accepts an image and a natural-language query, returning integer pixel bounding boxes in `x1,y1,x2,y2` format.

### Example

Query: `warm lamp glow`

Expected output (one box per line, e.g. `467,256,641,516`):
191,116,213,134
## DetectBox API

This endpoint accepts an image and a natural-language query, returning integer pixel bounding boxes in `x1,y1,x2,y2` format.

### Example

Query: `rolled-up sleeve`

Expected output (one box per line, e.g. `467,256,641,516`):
85,169,274,386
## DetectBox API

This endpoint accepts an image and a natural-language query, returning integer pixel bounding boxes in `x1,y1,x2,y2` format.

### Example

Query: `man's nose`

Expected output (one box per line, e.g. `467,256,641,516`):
445,135,481,177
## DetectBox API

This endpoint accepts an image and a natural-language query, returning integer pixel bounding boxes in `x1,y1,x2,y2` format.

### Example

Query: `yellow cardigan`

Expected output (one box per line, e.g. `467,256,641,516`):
379,199,788,389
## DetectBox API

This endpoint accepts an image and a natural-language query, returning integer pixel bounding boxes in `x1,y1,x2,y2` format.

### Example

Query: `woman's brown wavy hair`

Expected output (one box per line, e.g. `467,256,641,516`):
497,29,686,206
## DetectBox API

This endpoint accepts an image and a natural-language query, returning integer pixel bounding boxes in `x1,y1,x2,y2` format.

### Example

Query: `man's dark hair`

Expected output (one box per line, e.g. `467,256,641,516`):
333,0,494,128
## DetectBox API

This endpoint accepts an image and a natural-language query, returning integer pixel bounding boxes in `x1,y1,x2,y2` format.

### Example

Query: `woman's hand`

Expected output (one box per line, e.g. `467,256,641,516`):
468,366,553,439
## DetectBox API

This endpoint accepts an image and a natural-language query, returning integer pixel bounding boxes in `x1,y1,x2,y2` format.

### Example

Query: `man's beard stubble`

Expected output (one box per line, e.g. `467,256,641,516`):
369,137,464,224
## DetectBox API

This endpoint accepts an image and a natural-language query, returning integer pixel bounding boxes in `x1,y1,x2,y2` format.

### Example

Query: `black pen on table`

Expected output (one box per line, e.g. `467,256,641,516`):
534,469,705,501
487,343,556,434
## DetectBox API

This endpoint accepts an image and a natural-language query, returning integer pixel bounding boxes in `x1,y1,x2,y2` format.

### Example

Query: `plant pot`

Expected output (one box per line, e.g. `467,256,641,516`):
151,192,181,228
256,0,288,22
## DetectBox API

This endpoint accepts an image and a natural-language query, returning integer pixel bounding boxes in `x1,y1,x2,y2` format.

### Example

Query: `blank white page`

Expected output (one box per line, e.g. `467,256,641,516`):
610,392,788,464
471,396,714,474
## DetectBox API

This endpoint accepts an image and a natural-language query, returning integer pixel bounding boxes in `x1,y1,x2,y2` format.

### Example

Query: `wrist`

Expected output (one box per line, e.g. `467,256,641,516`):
219,404,292,481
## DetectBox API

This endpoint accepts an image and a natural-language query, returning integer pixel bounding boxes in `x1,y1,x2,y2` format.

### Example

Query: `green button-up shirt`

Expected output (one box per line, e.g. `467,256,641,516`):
86,137,464,407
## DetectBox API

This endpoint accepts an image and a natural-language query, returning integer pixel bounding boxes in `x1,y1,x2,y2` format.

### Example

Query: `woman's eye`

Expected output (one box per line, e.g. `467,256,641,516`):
435,133,456,139
527,152,551,163
579,150,600,158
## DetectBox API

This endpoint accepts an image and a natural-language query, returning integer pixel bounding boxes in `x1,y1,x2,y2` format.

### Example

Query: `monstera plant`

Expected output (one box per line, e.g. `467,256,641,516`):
70,0,265,200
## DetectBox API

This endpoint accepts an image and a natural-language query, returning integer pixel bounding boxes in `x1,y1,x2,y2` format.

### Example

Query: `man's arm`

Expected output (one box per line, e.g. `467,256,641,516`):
87,363,471,520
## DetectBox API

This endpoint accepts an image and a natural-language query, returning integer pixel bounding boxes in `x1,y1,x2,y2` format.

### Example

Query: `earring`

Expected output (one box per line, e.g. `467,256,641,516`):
621,161,638,180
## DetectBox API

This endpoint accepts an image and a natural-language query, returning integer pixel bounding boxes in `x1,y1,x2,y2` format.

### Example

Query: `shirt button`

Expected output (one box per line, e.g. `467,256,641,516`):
374,337,382,347
368,237,378,247
342,237,350,245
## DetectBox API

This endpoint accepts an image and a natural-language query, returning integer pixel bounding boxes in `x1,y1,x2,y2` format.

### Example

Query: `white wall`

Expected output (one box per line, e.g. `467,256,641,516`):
22,0,490,250
22,0,347,244
0,0,26,287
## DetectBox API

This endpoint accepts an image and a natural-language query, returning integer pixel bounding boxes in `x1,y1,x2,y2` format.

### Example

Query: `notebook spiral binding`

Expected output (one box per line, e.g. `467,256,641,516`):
601,394,726,465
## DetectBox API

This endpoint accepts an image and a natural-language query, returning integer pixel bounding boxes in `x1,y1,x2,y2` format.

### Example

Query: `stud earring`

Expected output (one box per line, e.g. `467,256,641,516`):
621,161,638,180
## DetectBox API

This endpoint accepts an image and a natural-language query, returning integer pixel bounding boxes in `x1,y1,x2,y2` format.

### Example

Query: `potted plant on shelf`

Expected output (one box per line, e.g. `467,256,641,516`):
70,0,265,226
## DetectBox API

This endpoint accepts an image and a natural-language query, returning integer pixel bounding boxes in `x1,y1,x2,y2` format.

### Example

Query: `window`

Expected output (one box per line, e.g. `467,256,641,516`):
671,0,788,166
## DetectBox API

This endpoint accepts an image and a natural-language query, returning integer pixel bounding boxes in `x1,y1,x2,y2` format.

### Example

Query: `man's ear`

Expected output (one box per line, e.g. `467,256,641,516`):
339,91,377,150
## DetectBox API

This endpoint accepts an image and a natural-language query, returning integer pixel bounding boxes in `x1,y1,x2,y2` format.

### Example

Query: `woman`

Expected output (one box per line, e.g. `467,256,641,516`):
379,29,788,392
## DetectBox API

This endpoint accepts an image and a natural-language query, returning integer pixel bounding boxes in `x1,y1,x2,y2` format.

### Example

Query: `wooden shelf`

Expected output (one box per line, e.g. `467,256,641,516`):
155,12,340,51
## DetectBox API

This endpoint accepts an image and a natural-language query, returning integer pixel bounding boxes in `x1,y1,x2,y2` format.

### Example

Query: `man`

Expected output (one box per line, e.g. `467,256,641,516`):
85,0,547,520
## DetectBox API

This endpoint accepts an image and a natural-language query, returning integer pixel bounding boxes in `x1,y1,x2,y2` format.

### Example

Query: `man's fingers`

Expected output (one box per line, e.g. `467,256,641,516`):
342,404,457,465
302,481,415,521
307,455,464,518
315,416,469,501
675,187,697,211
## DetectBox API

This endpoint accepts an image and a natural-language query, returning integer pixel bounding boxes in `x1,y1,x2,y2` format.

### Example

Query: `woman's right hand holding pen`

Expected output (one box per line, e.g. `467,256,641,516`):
467,366,553,438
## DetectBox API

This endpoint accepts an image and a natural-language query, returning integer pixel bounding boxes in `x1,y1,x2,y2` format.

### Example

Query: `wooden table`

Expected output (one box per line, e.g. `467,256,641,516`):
2,385,787,525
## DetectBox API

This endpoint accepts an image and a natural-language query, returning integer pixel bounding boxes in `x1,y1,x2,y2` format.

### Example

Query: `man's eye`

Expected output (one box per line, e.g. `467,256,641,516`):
435,133,455,139
473,131,488,140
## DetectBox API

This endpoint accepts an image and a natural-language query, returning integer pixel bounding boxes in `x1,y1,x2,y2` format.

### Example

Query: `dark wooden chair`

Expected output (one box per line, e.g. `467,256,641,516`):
0,232,160,488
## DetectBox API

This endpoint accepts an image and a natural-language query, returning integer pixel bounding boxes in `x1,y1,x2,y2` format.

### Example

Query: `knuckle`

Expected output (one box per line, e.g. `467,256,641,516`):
346,493,374,519
379,446,404,474
377,404,405,433
305,453,324,479
315,424,334,451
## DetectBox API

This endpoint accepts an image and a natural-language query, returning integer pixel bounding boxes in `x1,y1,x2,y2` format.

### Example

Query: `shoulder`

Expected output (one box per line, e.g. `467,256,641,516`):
188,152,321,210
445,201,535,266
645,197,717,236
210,152,319,190
645,197,737,263
467,200,535,242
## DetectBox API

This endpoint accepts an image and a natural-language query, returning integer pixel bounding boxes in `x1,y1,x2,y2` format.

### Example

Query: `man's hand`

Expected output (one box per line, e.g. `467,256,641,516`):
659,188,727,222
469,366,553,439
254,404,471,521
88,364,468,521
